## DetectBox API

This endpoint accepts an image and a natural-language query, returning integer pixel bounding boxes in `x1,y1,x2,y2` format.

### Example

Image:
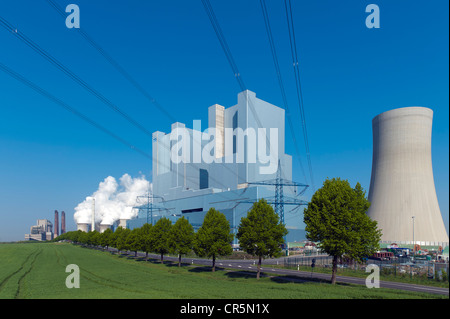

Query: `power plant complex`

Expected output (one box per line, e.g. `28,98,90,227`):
125,90,307,244
74,93,448,249
25,210,66,241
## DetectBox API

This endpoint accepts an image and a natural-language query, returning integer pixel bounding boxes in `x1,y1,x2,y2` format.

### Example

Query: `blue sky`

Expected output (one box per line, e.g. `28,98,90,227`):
0,0,448,241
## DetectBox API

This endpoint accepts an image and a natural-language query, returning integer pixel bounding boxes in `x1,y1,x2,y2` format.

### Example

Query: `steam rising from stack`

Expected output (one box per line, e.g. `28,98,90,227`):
74,174,150,229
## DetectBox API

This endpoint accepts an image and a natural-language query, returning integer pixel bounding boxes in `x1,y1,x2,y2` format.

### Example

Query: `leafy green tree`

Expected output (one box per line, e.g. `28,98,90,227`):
87,230,101,247
126,228,141,257
114,227,131,255
194,208,234,272
99,228,114,250
151,217,172,263
169,216,195,267
237,198,288,279
77,230,89,245
140,223,153,261
304,178,382,284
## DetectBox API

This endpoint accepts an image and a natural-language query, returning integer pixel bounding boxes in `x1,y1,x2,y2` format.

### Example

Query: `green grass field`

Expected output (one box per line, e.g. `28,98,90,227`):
0,242,446,299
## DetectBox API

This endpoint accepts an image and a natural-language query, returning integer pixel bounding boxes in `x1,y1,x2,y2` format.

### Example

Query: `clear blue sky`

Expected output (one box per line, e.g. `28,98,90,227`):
0,0,448,242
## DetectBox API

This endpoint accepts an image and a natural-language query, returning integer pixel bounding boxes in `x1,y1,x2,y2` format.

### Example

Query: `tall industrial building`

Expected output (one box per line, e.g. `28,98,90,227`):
367,107,449,247
54,210,59,237
128,90,308,243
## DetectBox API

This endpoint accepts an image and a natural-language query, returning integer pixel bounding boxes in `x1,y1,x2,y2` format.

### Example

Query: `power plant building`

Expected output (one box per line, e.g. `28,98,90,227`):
127,90,308,243
367,107,449,247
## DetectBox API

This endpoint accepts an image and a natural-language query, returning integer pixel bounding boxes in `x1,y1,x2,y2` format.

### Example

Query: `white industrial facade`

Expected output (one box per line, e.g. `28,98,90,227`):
129,90,307,243
367,107,449,247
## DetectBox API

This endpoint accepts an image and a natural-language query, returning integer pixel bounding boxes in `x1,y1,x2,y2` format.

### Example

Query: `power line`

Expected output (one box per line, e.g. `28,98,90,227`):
201,0,284,181
1,7,292,201
259,0,307,183
0,15,153,138
0,62,236,196
0,61,152,160
283,0,315,191
201,0,245,90
43,3,249,188
45,0,176,123
0,14,242,193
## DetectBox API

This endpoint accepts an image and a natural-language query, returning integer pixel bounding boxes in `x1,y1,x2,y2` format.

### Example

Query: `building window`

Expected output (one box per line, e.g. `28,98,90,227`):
233,111,238,154
199,169,209,189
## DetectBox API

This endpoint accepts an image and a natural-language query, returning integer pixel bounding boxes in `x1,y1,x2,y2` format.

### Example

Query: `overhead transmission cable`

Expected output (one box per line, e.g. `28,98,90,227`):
201,0,288,181
45,0,176,123
0,15,153,138
0,62,152,160
200,0,245,89
283,0,315,191
44,1,247,187
0,14,243,194
0,62,238,196
259,0,307,183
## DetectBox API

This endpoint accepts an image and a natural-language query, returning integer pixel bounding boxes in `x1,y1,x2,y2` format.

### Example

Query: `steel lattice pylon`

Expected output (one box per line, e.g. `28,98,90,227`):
134,192,168,225
243,160,309,250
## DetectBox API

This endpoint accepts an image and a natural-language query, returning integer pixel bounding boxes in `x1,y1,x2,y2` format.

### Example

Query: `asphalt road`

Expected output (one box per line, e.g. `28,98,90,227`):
113,249,449,296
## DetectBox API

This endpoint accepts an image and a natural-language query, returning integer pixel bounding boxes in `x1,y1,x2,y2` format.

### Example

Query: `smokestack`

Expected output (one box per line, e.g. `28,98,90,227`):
91,198,95,232
54,210,59,237
61,211,66,234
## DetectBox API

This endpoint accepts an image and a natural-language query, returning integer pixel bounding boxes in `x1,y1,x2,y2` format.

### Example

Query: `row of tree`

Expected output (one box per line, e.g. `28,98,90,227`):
57,199,287,279
58,178,382,283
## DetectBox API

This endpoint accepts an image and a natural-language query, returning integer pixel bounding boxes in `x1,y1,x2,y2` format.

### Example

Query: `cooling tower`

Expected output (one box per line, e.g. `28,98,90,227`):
118,219,128,229
99,224,112,233
367,107,449,246
77,223,90,232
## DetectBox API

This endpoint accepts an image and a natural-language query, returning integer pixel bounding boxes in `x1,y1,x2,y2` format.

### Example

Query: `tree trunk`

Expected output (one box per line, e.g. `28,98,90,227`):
212,255,216,272
178,254,182,267
145,251,148,261
257,256,262,280
161,251,164,264
331,255,338,284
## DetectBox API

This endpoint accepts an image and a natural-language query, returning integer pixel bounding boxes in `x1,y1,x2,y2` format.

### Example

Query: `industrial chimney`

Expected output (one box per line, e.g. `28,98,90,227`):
61,211,66,234
367,107,449,246
54,210,59,237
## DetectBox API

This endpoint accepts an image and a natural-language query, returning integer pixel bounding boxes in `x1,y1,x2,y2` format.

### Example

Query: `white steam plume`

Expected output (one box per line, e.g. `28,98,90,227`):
74,174,151,226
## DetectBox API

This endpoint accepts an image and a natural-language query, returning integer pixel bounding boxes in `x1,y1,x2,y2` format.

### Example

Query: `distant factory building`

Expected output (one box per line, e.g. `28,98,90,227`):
25,219,53,241
367,107,449,247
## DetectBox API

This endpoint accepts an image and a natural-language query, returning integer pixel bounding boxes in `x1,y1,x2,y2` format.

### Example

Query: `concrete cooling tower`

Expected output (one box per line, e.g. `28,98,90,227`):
367,107,448,246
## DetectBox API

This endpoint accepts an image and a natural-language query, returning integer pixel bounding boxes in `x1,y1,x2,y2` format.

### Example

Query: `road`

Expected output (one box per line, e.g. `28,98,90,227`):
113,249,449,296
